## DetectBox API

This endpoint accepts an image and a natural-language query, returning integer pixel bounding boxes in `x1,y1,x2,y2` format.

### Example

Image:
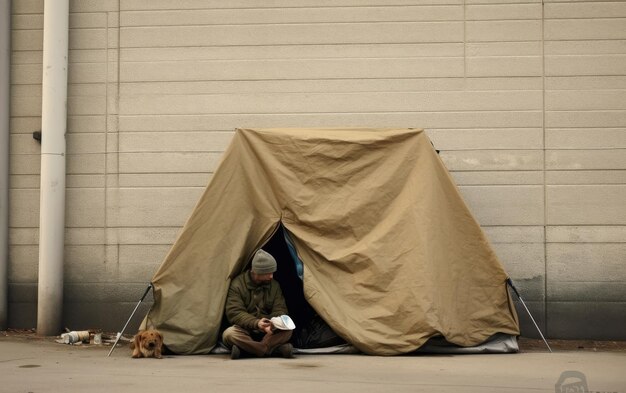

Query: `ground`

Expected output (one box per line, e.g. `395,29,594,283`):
1,329,625,393
4,328,626,352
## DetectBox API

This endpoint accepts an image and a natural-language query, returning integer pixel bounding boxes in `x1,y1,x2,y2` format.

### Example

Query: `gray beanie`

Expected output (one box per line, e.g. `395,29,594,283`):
251,249,277,274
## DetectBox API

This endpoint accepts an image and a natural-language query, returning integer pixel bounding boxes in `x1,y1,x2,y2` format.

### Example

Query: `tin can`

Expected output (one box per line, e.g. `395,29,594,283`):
93,333,102,345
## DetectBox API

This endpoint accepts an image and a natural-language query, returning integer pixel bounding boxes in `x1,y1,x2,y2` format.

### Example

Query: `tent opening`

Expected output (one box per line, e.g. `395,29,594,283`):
256,224,346,349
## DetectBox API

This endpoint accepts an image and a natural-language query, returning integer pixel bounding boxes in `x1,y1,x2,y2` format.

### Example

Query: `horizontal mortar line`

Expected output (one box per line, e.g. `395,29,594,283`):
13,41,472,52
486,224,625,227
12,27,108,32
451,170,544,173
112,58,541,65
104,79,548,85
547,109,626,112
12,183,207,191
10,175,215,179
545,78,626,81
12,151,225,155
544,182,626,185
13,112,545,122
544,16,626,21
115,57,479,63
544,38,626,43
9,226,185,229
45,284,158,286
114,80,544,86
113,110,545,116
112,112,544,117
545,242,626,245
118,56,470,62
12,243,174,247
113,90,545,96
121,4,469,12
117,41,538,49
119,78,545,84
119,20,467,28
544,148,626,151
117,84,546,91
7,243,165,246
543,169,626,171
120,18,554,28
115,127,542,131
546,38,626,42
116,40,468,46
440,148,549,151
114,110,544,117
13,11,115,16
119,4,469,12
11,77,546,84
120,20,469,28
105,176,214,180
444,170,544,173
117,41,471,49
545,54,626,58
545,53,626,57
11,111,544,118
9,179,211,183
12,27,111,32
542,299,626,302
457,183,544,186
545,173,626,176
545,0,626,2
470,181,624,187
11,182,585,189
544,123,626,126
11,77,550,85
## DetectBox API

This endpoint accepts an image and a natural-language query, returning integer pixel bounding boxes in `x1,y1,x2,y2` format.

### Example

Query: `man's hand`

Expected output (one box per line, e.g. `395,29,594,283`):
257,318,273,334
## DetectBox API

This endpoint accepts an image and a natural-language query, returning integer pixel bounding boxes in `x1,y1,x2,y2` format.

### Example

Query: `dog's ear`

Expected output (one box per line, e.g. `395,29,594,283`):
154,331,164,359
131,334,142,358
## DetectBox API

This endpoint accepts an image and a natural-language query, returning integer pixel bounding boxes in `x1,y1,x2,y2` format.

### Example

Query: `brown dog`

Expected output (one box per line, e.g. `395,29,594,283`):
131,330,163,359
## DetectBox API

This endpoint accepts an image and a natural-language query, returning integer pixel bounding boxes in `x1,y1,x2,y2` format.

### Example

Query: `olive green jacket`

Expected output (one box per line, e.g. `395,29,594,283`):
224,270,289,331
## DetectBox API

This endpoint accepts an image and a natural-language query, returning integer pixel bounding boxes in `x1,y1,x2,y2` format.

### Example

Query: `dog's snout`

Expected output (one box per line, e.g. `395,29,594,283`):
148,342,155,348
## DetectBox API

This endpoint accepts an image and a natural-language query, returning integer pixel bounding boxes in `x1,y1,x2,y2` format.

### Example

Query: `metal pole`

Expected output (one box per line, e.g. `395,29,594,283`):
506,278,552,353
0,0,11,330
107,284,153,357
37,0,69,336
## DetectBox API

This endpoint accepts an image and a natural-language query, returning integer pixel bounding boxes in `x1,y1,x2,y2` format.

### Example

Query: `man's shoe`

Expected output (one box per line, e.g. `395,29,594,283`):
276,343,294,359
230,345,240,360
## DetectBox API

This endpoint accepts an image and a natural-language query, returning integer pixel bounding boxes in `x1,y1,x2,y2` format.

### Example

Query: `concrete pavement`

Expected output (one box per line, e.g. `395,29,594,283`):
1,336,625,393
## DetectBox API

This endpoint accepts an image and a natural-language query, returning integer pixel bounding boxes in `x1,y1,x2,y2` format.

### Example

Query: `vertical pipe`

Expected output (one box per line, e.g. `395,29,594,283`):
0,0,11,330
37,0,69,336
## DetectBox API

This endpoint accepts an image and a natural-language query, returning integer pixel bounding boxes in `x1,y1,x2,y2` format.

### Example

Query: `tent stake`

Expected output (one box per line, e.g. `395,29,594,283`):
506,278,552,353
107,283,152,357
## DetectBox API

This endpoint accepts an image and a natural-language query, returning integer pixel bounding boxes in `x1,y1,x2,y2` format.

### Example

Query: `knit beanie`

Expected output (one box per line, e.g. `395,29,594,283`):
251,249,277,274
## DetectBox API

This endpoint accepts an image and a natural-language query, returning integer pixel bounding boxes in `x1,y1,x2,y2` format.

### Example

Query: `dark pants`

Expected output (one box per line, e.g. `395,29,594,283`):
222,325,292,357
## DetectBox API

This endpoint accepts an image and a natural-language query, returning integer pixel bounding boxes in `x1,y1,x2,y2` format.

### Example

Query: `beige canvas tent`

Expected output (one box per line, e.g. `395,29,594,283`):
142,128,520,355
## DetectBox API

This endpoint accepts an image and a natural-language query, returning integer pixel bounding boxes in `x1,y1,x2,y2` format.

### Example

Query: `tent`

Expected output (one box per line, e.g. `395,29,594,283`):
141,128,520,355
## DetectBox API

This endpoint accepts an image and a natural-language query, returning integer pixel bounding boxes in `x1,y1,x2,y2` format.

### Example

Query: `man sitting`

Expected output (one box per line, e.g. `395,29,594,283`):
222,249,294,359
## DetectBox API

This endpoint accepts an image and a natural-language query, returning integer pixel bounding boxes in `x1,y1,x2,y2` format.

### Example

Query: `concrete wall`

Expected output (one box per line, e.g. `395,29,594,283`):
8,0,626,338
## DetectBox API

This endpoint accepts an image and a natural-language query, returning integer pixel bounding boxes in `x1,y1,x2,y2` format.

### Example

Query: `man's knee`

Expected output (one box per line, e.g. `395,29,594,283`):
222,326,239,345
222,325,249,346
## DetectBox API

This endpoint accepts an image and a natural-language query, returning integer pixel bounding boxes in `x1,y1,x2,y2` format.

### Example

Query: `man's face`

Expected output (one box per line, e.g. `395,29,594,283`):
251,271,273,284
